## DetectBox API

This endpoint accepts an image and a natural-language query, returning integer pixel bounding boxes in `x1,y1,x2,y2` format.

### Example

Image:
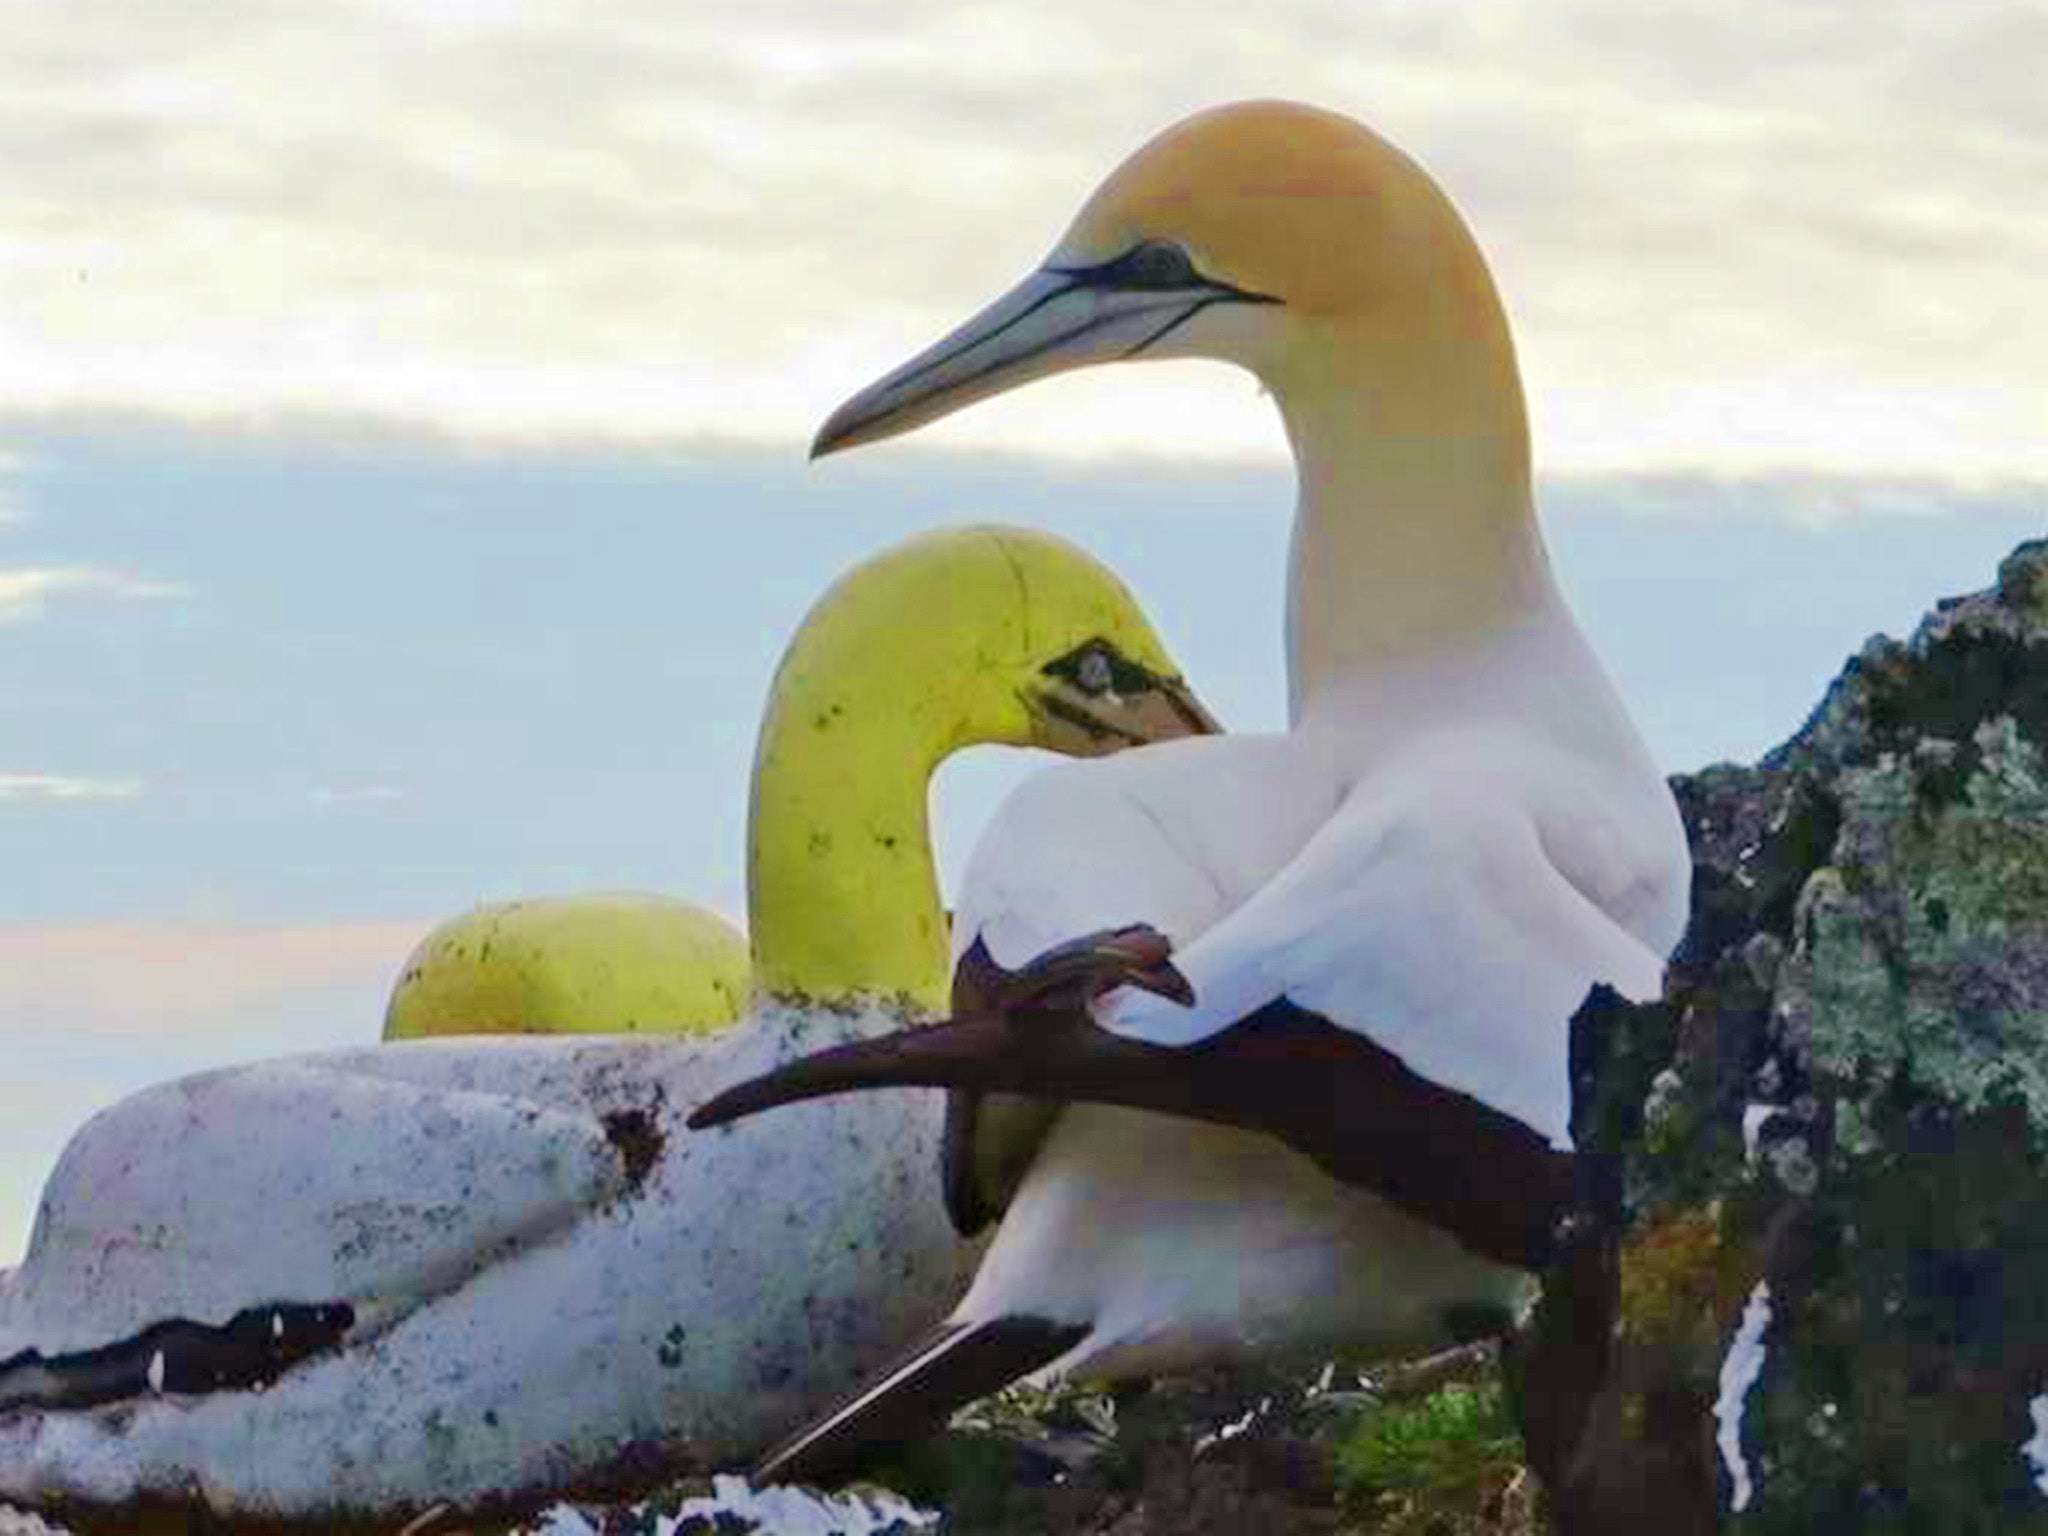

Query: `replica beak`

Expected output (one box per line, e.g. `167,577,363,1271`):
1030,669,1221,756
811,265,1266,459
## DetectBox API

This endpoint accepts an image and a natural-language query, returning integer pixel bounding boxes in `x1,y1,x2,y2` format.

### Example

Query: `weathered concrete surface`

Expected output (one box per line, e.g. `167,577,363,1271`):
0,1014,981,1530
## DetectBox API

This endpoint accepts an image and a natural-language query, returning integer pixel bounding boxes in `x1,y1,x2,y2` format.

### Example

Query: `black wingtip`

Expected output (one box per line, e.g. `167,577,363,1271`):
750,1315,1090,1487
686,1035,932,1131
687,1013,1032,1133
685,1074,793,1131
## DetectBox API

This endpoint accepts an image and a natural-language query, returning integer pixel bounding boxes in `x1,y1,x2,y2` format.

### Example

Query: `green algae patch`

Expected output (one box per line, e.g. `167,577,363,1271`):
1332,1381,1530,1534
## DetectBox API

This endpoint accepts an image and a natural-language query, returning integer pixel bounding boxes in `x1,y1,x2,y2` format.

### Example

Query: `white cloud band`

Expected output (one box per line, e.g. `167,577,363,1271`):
0,774,143,802
0,0,2039,475
0,567,188,623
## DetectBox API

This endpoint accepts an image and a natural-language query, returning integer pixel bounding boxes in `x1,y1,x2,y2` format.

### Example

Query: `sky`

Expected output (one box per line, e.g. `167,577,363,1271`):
2,1,2045,1265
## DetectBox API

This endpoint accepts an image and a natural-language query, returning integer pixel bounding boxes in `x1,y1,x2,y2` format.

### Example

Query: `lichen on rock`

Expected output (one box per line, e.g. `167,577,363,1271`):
1533,537,2048,1533
1784,716,2048,1135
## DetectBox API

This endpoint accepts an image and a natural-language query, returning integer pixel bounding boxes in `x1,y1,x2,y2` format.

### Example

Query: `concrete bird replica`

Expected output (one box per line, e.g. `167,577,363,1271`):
0,526,1214,1526
388,522,1215,1049
690,101,1692,1479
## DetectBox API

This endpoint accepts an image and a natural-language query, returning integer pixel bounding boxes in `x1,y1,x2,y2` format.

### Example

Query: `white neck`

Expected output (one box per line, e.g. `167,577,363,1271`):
1268,316,1558,723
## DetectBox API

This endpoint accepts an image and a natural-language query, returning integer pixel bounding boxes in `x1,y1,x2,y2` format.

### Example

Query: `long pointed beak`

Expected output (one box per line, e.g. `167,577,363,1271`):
811,270,1226,459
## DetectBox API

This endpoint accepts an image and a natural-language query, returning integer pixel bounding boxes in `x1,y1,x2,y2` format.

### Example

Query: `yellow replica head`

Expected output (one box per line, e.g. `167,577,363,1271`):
755,523,1214,766
748,523,1216,1011
810,100,1516,455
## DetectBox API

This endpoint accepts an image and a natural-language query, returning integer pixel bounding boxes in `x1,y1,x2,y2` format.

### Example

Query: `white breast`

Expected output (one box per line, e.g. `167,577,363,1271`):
956,1105,1528,1381
952,731,1342,969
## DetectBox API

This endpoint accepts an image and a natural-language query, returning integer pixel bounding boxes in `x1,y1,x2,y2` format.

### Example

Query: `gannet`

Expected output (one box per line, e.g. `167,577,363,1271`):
0,527,1214,1525
689,100,1692,1479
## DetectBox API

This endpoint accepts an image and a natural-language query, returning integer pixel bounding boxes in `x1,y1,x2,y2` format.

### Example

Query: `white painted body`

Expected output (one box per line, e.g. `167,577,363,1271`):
0,1014,979,1521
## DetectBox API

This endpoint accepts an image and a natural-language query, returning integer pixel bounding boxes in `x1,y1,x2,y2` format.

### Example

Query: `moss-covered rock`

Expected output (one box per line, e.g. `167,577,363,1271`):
1534,538,2048,1532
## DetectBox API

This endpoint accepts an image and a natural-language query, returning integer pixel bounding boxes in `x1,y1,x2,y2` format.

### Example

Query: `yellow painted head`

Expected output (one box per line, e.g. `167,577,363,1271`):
748,523,1216,1011
811,100,1519,456
757,523,1212,765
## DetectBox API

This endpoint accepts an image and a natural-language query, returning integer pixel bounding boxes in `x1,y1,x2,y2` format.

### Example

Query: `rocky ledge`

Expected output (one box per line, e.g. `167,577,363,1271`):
1538,535,2048,1534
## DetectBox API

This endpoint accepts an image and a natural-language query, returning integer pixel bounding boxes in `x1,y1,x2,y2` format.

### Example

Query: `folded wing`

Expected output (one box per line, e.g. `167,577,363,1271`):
692,746,1680,1268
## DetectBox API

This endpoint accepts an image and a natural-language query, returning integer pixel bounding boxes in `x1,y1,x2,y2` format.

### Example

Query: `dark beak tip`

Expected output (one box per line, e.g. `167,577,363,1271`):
1134,964,1196,1007
686,1091,760,1131
810,399,876,462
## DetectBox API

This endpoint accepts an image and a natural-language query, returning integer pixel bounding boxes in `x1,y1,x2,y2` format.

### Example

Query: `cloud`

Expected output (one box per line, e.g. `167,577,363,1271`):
0,0,2038,476
0,565,188,622
0,773,143,802
0,918,427,1038
1549,470,2048,527
308,785,405,805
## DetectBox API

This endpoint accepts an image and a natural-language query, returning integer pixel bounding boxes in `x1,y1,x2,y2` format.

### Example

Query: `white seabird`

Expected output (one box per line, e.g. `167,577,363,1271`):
690,100,1692,1479
0,527,1213,1525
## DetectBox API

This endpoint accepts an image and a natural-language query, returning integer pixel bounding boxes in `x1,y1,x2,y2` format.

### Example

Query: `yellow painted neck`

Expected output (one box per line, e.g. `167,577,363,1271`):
1270,284,1554,719
743,525,1186,1015
746,531,1078,1018
746,636,955,1018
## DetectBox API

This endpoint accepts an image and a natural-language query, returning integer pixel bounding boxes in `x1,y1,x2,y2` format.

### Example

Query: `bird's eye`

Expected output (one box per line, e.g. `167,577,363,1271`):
1120,241,1198,290
1044,640,1136,697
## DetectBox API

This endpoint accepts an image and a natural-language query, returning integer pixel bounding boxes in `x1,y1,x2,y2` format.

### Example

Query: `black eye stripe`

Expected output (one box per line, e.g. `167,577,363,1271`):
1116,241,1198,289
1047,241,1282,306
1125,294,1226,359
1053,240,1197,291
1040,641,1158,695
